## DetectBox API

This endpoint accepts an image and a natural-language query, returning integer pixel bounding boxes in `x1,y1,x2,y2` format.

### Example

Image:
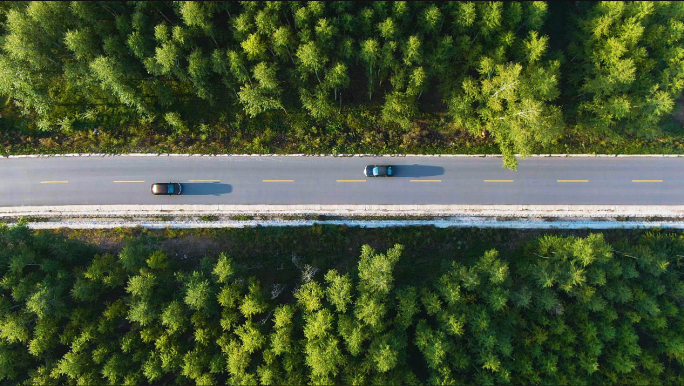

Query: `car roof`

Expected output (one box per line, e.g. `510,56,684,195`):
152,183,168,193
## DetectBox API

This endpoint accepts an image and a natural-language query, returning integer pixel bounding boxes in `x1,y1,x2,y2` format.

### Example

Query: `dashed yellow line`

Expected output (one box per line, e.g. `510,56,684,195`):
484,180,514,183
632,180,662,183
337,179,366,182
263,179,294,182
113,180,145,183
41,181,68,184
188,180,220,182
557,180,588,183
410,180,442,183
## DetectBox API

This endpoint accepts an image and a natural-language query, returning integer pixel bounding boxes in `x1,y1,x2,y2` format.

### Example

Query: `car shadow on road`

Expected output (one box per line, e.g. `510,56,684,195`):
391,164,445,178
182,183,232,196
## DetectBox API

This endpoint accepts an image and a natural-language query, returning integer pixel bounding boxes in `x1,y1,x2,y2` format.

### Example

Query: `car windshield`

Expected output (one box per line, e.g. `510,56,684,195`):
387,167,392,175
167,185,174,194
373,166,380,175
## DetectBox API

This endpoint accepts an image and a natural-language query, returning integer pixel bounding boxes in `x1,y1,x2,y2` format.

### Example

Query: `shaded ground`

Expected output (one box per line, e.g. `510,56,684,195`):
673,95,684,127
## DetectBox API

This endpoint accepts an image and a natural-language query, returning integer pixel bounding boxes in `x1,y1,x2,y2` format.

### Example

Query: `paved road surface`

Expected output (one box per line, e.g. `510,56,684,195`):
0,156,681,206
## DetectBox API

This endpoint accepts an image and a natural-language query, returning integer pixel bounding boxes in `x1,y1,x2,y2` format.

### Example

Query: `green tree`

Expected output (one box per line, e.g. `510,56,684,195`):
569,1,684,140
238,62,286,117
324,270,353,313
359,39,381,100
448,58,563,170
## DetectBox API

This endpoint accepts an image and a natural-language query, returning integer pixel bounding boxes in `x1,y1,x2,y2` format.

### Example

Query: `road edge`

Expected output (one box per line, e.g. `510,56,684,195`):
2,204,684,217
3,153,684,158
12,219,684,230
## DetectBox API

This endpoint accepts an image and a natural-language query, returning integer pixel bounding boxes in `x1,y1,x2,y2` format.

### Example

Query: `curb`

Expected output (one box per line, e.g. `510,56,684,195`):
15,219,684,230
3,153,684,159
3,205,684,218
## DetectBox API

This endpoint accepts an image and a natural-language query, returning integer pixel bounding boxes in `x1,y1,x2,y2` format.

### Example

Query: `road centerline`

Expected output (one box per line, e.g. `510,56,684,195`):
8,156,684,207
410,180,442,183
557,179,588,183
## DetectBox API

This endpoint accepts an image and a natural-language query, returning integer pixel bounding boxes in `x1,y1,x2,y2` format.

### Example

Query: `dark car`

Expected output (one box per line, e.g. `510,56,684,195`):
364,165,394,177
151,182,182,195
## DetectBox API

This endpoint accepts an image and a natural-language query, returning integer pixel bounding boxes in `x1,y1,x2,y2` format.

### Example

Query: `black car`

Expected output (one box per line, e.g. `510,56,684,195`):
151,182,182,195
364,165,394,177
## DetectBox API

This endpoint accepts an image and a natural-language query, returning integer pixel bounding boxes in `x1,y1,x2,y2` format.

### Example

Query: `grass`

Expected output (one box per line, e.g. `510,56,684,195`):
2,112,682,158
149,216,175,222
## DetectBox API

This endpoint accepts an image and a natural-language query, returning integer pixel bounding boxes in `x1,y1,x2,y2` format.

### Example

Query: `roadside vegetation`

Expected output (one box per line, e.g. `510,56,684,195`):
1,2,684,168
1,224,684,385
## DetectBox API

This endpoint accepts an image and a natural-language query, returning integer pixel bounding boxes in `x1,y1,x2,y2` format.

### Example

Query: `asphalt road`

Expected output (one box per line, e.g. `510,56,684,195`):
0,156,681,206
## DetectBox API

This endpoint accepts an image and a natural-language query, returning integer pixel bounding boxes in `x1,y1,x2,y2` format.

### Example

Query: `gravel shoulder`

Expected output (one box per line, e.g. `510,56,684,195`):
2,205,684,229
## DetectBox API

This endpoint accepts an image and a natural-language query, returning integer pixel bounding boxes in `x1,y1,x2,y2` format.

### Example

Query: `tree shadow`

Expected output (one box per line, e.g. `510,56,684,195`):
181,183,232,196
391,164,445,178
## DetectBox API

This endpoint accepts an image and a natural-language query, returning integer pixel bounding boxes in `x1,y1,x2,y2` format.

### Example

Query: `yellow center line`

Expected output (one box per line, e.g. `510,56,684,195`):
41,181,68,184
337,179,366,182
632,179,662,183
410,180,442,183
484,180,514,183
263,179,294,182
557,180,588,183
188,180,220,182
113,180,146,183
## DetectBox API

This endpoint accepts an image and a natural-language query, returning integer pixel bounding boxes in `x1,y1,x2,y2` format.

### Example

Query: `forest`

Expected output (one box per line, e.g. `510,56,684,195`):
1,1,684,167
1,223,684,385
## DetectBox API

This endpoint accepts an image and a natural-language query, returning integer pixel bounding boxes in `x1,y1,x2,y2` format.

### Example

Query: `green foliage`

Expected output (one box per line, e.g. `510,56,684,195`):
324,270,353,313
569,1,684,140
446,1,565,169
2,1,684,164
213,252,235,283
238,62,286,117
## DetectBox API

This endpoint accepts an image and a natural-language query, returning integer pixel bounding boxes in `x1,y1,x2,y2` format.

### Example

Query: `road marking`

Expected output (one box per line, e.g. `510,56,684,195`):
632,180,662,183
41,181,68,184
113,180,145,183
337,179,366,182
557,180,588,183
188,180,220,182
263,179,294,182
484,180,514,183
410,180,442,183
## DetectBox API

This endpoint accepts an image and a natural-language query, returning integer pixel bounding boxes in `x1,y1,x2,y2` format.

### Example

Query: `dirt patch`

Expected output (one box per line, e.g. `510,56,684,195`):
160,235,222,260
55,228,135,255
